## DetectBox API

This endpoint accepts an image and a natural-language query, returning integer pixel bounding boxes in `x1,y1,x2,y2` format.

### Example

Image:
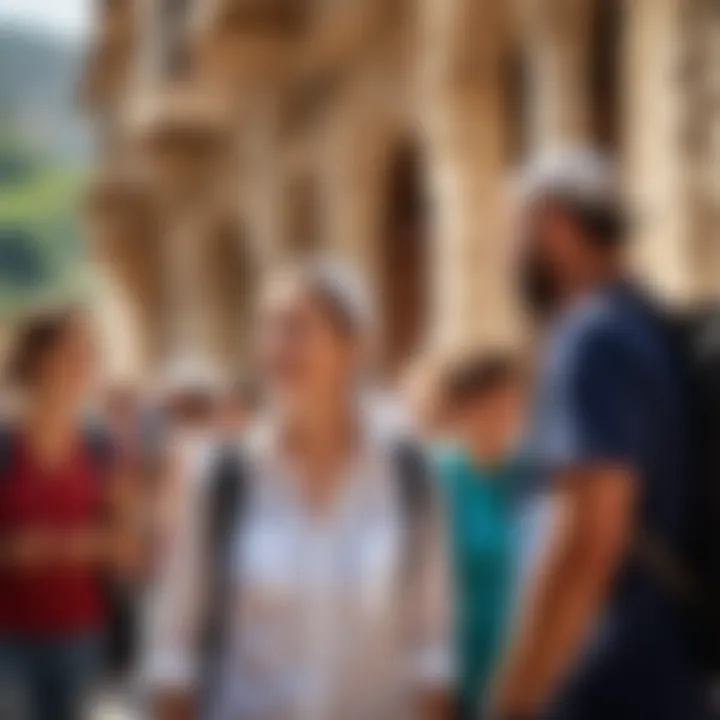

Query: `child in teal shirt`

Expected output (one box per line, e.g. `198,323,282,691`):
434,353,524,718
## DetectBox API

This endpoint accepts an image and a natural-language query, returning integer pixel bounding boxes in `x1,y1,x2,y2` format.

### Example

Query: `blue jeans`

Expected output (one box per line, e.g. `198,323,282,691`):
0,634,101,720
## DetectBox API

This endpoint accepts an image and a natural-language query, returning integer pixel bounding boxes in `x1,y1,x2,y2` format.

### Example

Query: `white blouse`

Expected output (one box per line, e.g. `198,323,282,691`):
145,418,452,720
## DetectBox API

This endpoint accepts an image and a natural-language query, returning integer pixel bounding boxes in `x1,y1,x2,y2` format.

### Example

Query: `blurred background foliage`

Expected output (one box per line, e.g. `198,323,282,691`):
0,24,89,318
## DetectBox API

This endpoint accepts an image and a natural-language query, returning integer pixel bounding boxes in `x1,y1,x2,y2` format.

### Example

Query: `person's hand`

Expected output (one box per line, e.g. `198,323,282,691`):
153,692,194,720
56,528,106,566
3,531,54,569
417,689,453,720
108,529,145,579
483,681,535,720
483,697,537,720
482,699,536,720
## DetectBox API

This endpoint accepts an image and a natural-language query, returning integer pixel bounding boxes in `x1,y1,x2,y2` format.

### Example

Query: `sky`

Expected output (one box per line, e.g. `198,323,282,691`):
0,0,89,39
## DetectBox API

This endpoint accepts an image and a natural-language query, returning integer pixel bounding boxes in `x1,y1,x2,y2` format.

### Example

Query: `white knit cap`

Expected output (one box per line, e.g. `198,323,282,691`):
296,257,375,337
513,147,621,211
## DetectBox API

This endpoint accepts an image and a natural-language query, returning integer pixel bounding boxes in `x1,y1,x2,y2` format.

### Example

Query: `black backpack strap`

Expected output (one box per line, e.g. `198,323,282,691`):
391,439,435,580
81,424,115,480
0,426,15,479
199,444,248,715
0,425,112,491
80,425,116,531
0,423,113,481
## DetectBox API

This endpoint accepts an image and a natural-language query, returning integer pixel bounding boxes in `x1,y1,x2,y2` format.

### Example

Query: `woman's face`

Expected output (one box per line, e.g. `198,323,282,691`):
36,317,97,408
257,280,358,412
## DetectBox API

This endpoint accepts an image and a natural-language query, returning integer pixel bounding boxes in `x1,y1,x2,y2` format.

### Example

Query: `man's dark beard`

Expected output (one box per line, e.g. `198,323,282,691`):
518,251,562,320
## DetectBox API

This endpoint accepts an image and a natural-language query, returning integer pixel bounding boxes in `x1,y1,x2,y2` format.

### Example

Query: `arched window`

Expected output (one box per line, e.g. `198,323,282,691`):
590,0,623,150
505,47,529,163
380,142,429,375
207,221,256,366
160,0,193,80
285,174,322,258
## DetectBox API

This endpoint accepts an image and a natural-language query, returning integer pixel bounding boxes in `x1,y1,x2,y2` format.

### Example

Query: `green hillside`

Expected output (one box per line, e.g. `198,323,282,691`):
0,133,86,316
0,24,89,318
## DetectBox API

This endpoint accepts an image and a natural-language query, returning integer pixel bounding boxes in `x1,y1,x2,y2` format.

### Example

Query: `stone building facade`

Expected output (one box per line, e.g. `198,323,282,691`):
80,0,720,381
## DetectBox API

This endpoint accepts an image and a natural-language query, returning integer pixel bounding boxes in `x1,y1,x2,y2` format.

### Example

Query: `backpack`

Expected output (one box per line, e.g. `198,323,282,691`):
629,306,720,679
672,308,720,671
198,439,435,714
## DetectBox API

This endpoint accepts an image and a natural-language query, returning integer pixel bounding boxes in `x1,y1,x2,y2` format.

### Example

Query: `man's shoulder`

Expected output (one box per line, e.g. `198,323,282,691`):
544,289,660,394
562,288,651,356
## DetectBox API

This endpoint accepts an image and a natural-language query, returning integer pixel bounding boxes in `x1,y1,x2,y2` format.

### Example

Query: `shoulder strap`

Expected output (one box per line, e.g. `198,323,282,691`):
391,439,435,580
81,424,114,479
632,529,720,641
0,426,15,478
206,445,248,557
0,425,113,482
200,444,249,711
392,440,433,525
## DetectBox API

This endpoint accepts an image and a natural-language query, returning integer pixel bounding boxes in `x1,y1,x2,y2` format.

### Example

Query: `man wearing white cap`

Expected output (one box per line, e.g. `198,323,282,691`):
489,149,708,719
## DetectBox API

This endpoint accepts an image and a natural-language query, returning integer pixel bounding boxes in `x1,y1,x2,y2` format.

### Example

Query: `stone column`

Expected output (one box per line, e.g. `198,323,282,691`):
422,0,518,352
623,0,690,303
523,0,595,152
322,87,392,297
139,120,227,368
92,266,147,383
683,0,720,302
319,0,420,308
85,175,162,375
242,93,292,274
158,199,218,362
192,0,305,275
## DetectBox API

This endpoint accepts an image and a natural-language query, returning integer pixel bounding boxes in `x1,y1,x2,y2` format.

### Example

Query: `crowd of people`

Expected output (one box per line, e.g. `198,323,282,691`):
0,149,717,720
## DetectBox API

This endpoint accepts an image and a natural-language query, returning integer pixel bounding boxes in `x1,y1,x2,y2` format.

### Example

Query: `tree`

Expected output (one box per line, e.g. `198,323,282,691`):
0,131,85,316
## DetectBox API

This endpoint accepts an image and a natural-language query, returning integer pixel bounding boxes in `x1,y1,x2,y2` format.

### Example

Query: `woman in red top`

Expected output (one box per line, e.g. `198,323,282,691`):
0,309,126,720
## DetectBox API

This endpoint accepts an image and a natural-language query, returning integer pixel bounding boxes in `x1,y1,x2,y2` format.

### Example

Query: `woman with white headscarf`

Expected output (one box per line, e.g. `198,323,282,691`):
148,260,453,720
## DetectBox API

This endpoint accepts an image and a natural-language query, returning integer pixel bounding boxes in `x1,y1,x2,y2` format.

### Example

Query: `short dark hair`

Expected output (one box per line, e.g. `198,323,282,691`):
443,352,520,407
554,194,628,247
8,308,81,388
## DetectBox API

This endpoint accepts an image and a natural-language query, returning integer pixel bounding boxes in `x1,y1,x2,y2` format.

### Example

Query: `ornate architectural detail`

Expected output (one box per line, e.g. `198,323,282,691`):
683,0,720,300
80,0,720,376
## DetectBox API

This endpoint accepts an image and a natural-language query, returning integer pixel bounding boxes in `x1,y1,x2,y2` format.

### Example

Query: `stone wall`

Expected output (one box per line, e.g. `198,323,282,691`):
82,0,720,379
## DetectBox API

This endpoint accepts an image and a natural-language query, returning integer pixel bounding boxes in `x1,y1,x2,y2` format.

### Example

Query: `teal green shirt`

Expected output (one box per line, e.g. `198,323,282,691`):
434,446,518,713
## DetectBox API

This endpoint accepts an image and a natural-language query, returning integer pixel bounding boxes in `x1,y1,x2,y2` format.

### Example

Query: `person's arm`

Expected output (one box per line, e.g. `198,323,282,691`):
0,531,54,568
2,523,116,570
107,456,145,576
153,691,195,720
419,691,454,720
489,464,636,717
147,443,206,719
489,327,643,719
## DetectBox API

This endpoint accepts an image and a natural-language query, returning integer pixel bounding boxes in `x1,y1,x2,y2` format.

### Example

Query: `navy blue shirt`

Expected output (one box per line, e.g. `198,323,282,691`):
526,282,706,719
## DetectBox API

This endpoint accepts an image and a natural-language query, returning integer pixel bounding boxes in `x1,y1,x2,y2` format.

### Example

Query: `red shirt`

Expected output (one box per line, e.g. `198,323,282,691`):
0,433,106,637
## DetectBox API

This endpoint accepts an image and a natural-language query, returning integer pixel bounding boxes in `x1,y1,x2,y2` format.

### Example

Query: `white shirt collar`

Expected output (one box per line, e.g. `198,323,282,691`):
242,392,411,465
